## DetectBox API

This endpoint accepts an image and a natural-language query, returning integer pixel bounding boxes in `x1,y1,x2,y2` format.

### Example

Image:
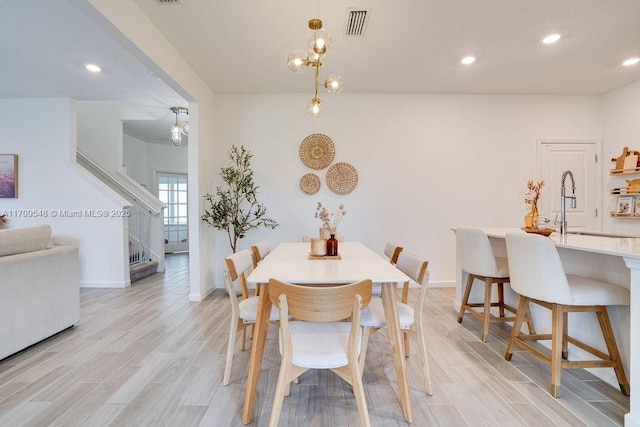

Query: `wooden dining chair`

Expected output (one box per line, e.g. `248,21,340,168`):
359,251,432,395
250,241,271,269
267,278,373,427
222,249,280,386
504,232,630,397
373,242,404,296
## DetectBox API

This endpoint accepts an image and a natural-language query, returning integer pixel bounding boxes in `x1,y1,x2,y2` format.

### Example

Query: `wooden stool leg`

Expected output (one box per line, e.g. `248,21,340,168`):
562,311,569,359
550,304,564,397
596,307,630,395
481,278,492,342
497,282,506,317
505,296,528,361
457,273,474,323
524,307,536,335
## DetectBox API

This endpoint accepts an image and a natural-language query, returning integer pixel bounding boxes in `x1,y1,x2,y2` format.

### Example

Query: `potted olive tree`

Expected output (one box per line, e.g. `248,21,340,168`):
201,145,278,253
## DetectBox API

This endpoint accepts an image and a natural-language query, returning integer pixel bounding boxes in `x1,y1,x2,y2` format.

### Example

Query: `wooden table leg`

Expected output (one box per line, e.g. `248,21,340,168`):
241,283,271,424
381,282,413,423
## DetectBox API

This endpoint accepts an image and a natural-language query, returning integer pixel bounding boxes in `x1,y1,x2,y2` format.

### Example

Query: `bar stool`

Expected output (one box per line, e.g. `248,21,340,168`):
456,227,524,342
504,232,630,397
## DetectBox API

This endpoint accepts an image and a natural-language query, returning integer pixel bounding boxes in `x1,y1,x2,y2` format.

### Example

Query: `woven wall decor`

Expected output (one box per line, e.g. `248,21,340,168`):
299,134,335,170
326,162,358,195
299,173,321,195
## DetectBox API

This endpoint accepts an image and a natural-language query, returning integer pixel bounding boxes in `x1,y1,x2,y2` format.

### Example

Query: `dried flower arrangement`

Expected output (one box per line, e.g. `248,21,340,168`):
524,179,545,208
315,202,347,233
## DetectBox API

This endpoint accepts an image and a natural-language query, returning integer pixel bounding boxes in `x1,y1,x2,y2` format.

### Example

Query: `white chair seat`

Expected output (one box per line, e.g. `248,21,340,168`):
285,321,361,369
239,296,280,322
360,296,415,328
566,275,630,306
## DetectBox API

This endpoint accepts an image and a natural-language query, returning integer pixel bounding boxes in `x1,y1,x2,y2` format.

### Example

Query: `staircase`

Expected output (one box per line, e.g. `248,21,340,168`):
130,260,159,283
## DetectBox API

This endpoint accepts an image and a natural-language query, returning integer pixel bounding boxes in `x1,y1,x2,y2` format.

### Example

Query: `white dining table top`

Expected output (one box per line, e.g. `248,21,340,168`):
246,242,411,285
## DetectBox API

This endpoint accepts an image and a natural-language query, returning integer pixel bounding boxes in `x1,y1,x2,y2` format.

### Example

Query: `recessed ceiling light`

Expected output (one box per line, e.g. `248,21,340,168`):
542,34,561,44
623,57,640,66
85,63,102,73
461,56,476,65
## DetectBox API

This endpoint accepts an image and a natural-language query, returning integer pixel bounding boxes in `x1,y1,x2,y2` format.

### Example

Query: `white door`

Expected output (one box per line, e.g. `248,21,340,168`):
538,140,600,231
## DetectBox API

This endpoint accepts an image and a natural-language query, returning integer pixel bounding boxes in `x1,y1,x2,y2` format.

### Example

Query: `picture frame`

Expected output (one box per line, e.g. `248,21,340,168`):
616,196,634,214
0,154,18,198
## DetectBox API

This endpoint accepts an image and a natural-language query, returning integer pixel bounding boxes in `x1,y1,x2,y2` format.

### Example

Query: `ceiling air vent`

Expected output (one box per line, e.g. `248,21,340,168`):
344,8,370,36
155,0,182,4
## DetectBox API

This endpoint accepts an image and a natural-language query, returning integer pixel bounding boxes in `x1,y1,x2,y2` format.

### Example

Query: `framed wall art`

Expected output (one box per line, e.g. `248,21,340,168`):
0,154,18,198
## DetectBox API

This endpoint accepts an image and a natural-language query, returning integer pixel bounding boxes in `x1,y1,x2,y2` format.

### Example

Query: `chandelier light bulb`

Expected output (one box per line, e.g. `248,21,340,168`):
324,75,344,93
623,57,640,66
307,97,323,118
309,29,332,56
171,123,182,145
180,120,189,136
287,49,308,73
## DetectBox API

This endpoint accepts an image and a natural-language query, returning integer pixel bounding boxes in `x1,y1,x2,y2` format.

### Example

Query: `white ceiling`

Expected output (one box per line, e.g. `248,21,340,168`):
1,0,639,143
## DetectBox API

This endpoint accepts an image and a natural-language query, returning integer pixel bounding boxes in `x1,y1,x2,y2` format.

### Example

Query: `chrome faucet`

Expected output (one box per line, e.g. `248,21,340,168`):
560,170,576,235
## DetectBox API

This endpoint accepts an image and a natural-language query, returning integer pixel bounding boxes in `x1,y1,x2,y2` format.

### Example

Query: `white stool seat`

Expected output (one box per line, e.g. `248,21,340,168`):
360,297,415,328
565,275,630,306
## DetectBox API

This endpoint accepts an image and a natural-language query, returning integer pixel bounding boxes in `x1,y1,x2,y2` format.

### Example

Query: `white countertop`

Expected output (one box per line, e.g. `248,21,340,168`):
474,228,640,260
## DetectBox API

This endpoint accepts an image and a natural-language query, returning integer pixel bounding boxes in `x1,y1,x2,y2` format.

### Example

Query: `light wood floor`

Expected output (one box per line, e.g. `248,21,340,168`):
0,253,629,426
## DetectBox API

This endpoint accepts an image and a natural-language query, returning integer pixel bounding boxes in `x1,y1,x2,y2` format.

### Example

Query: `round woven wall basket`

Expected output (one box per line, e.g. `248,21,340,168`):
299,173,321,195
326,162,358,195
299,134,335,170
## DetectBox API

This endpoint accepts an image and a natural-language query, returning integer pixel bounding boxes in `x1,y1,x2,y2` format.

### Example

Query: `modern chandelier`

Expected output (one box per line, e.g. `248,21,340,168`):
287,17,343,118
170,106,189,146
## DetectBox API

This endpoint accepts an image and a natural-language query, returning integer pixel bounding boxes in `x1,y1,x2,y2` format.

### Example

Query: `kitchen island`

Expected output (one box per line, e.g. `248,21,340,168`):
454,228,639,427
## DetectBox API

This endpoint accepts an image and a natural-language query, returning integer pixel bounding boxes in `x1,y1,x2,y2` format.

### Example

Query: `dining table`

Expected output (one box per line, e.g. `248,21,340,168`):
241,241,414,424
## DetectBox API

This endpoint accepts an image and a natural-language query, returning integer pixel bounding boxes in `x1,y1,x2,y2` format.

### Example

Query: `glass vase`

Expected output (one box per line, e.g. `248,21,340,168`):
326,233,338,256
524,204,539,229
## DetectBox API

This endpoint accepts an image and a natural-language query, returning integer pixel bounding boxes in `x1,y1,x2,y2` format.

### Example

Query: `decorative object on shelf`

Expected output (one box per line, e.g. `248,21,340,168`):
611,146,640,173
170,106,189,146
616,196,634,214
0,214,8,229
524,179,545,229
521,227,554,236
626,179,640,193
315,202,347,245
287,8,344,118
0,154,18,198
299,134,335,169
326,162,358,195
299,173,321,195
201,145,278,253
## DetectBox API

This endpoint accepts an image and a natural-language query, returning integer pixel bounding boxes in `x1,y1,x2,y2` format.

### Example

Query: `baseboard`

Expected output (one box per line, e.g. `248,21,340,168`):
80,280,131,288
428,280,456,288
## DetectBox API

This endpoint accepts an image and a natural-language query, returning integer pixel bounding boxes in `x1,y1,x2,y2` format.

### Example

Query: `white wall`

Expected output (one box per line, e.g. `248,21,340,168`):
0,98,129,287
209,93,602,286
123,134,188,190
602,80,640,235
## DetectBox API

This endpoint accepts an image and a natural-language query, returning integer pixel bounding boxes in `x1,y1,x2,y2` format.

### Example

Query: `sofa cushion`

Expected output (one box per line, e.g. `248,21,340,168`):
0,225,52,257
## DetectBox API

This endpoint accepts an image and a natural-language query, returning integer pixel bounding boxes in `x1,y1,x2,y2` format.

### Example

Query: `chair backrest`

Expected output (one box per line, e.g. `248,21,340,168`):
224,249,253,300
504,232,574,305
456,227,501,277
384,242,403,265
251,241,271,268
395,251,429,309
268,279,372,322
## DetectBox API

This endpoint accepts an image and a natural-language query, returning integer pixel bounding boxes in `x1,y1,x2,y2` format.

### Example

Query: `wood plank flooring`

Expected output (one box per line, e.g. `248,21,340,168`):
0,253,629,426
